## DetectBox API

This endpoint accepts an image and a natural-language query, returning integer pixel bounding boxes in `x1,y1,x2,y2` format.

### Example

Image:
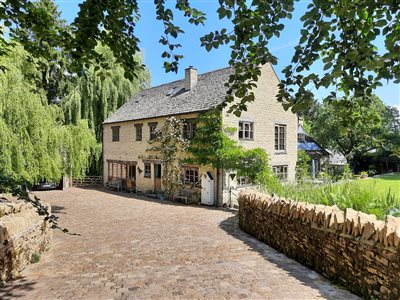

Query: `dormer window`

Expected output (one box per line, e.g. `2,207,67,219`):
166,87,177,96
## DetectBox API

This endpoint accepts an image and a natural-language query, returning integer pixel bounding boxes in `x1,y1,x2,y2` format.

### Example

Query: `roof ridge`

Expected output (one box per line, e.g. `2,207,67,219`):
138,66,233,94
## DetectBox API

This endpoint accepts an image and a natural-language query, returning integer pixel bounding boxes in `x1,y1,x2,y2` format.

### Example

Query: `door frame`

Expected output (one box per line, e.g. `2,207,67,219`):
154,163,162,192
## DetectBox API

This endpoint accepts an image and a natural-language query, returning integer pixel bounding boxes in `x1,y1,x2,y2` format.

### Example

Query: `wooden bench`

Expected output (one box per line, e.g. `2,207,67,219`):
108,178,122,191
173,189,193,204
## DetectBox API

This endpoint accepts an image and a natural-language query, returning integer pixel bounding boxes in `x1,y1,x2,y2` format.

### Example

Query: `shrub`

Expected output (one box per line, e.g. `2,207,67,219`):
296,150,311,181
30,252,41,264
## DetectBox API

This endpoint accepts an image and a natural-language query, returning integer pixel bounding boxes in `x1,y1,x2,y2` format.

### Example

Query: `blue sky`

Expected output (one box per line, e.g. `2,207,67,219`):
55,0,399,107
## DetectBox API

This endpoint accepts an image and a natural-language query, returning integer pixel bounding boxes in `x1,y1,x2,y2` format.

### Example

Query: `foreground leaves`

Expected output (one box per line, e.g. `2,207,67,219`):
0,0,398,115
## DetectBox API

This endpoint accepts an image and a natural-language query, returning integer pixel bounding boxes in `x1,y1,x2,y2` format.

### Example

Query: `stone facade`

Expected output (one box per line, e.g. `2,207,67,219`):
103,113,221,203
222,64,297,182
0,195,52,283
238,190,400,299
103,64,297,206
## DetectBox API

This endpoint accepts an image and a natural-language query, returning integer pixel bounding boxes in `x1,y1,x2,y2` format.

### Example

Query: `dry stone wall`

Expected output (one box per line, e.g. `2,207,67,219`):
238,190,400,299
0,195,52,283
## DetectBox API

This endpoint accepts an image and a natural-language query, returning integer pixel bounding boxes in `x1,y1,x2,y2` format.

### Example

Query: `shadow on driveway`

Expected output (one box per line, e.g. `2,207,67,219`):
0,276,36,300
219,215,360,300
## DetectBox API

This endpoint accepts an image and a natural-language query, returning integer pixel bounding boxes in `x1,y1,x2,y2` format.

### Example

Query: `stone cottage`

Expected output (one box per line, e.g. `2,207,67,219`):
102,64,297,206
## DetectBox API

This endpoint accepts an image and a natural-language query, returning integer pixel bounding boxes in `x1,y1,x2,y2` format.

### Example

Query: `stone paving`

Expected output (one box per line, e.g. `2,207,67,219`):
1,188,360,300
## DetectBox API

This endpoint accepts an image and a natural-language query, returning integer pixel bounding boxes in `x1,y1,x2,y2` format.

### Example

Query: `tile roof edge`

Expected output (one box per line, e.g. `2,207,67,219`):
102,108,213,125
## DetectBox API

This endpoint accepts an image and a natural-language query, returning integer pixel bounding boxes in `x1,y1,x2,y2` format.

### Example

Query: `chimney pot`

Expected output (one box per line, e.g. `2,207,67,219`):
185,66,197,91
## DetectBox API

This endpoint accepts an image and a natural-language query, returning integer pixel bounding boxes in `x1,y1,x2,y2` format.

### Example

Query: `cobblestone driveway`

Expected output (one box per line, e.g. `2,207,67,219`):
1,188,359,300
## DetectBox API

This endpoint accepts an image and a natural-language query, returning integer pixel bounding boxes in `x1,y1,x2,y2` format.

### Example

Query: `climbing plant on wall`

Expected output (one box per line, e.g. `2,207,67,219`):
146,117,189,197
187,110,279,191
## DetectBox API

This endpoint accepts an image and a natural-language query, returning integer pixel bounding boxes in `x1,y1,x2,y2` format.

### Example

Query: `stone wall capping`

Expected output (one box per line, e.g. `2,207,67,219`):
238,189,400,246
238,189,400,299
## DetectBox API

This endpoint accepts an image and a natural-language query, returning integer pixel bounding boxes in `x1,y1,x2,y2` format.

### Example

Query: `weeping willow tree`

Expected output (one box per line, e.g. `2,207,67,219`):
0,45,99,184
62,44,150,142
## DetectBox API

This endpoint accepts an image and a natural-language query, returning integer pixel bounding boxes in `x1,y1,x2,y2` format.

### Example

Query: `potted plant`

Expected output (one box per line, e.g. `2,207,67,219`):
360,171,368,179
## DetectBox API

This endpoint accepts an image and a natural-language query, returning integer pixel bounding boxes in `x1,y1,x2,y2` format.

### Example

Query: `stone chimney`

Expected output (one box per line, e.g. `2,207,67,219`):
185,66,197,91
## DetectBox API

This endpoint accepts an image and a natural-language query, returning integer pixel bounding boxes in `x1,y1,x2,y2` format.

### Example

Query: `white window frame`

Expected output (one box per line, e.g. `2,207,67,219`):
273,165,288,181
275,124,286,152
239,121,254,140
237,176,252,187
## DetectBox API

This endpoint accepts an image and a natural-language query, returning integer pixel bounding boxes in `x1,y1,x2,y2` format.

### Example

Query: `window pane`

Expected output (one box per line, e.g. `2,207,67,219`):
144,163,151,177
183,167,199,183
239,122,254,140
112,127,120,142
136,126,142,141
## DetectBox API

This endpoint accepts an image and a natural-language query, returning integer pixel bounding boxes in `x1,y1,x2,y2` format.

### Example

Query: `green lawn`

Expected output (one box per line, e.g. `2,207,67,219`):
357,174,400,199
273,173,400,219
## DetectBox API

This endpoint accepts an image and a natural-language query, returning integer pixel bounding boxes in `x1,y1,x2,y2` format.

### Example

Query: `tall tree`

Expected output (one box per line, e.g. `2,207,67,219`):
10,0,72,103
0,1,398,115
307,95,390,166
0,45,99,184
380,105,400,157
61,44,150,142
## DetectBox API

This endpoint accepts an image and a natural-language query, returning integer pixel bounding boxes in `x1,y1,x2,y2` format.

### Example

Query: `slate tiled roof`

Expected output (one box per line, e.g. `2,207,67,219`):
327,149,347,165
103,67,233,124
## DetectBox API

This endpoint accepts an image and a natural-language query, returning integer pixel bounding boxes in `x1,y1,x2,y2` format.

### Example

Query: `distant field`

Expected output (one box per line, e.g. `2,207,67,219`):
357,174,400,199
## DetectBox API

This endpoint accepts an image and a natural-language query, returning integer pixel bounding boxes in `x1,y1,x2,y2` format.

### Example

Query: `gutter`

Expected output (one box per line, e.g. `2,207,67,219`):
102,109,213,125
